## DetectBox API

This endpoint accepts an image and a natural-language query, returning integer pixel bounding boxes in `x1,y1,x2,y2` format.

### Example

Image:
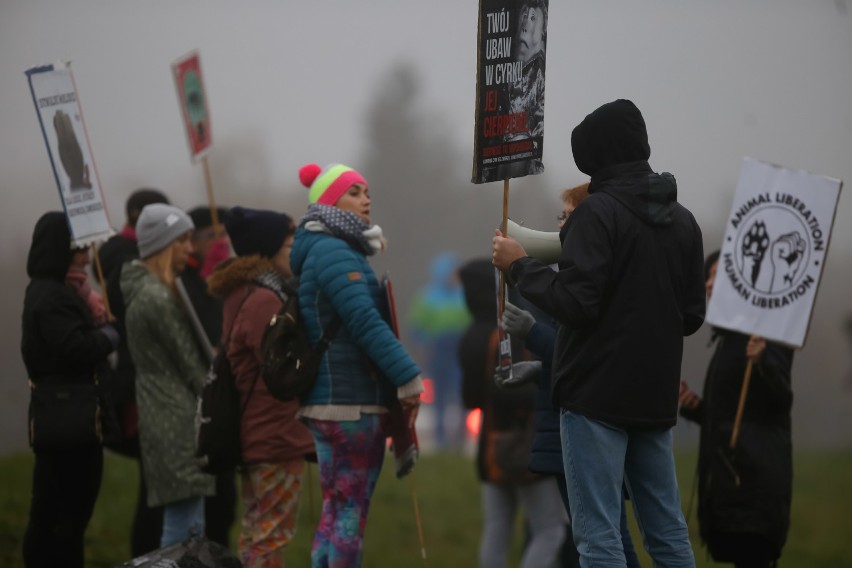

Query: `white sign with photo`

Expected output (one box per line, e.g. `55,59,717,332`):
26,62,112,246
707,157,842,348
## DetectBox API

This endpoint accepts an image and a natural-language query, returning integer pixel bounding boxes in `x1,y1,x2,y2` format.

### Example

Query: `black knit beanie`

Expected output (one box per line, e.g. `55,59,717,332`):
224,206,293,258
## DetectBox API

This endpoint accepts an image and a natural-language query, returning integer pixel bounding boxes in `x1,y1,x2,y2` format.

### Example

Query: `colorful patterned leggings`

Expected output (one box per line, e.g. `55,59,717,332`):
304,415,386,568
238,459,305,568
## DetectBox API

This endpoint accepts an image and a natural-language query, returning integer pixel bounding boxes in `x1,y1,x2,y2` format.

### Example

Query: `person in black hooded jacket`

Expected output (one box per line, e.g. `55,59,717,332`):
181,206,236,550
21,211,120,568
679,250,793,567
493,99,705,567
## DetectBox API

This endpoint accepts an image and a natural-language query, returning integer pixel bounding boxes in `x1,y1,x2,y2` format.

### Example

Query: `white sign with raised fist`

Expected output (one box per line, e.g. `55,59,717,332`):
707,157,842,348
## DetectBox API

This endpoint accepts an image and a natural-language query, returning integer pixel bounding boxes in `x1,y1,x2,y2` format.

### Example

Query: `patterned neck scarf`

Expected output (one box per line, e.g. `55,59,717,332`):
300,204,383,256
253,270,294,302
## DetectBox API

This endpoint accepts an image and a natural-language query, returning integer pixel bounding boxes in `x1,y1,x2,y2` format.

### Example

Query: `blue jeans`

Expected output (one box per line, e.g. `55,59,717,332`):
161,496,205,548
619,494,641,568
560,410,695,568
556,474,639,568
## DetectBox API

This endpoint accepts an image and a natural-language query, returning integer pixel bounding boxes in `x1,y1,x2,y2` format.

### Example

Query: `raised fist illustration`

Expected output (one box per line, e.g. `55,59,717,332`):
740,219,770,290
53,110,91,190
769,231,806,292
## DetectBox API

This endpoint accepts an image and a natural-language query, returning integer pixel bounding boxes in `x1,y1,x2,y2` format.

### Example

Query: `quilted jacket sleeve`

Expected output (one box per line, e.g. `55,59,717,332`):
313,238,420,387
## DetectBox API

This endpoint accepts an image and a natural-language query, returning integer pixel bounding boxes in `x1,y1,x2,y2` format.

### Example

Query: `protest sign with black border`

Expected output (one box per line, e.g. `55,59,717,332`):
25,62,112,246
707,157,842,348
472,0,549,184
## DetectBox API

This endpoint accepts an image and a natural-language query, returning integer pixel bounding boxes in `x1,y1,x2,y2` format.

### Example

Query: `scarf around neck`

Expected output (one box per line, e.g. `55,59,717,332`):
65,266,108,325
300,204,384,256
253,270,294,302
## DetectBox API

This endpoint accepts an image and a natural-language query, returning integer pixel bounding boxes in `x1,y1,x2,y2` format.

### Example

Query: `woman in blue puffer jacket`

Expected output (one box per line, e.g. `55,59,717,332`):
290,162,423,568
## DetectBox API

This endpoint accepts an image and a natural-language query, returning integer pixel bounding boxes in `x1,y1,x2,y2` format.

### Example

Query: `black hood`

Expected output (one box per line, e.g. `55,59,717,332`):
571,99,651,178
459,258,497,322
572,100,676,226
27,211,73,281
600,166,679,227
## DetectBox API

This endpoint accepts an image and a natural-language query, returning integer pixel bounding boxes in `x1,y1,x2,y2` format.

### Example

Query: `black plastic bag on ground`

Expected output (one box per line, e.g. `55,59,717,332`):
114,537,241,567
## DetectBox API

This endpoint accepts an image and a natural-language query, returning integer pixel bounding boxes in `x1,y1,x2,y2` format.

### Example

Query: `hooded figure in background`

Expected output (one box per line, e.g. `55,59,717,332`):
407,251,470,450
458,259,568,568
21,211,120,568
493,99,706,567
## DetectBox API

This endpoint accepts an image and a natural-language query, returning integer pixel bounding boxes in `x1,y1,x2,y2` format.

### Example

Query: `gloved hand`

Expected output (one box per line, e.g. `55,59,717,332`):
98,322,121,349
502,301,535,339
494,360,542,389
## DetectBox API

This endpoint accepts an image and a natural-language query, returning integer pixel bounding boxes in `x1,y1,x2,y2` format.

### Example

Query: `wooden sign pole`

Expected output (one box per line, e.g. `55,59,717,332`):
201,155,219,228
499,178,509,313
729,360,754,449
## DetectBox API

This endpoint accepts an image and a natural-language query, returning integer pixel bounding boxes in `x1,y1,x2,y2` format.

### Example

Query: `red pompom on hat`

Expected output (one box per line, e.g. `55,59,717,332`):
299,162,367,205
299,163,322,188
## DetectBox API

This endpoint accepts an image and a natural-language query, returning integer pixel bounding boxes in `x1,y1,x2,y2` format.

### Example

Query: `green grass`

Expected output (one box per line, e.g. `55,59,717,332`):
1,450,851,567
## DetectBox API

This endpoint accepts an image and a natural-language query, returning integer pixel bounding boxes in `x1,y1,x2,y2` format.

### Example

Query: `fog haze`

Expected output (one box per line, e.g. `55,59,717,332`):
1,1,850,452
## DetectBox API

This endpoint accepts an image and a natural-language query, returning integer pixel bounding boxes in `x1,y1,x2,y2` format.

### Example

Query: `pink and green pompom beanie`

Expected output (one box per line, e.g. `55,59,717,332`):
298,163,368,205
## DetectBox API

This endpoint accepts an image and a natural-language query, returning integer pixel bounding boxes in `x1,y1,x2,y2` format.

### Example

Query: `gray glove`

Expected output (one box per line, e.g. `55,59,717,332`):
98,323,121,349
502,301,535,339
494,360,542,389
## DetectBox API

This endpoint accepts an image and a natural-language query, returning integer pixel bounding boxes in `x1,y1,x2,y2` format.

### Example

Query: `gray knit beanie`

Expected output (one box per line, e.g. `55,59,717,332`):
136,203,194,259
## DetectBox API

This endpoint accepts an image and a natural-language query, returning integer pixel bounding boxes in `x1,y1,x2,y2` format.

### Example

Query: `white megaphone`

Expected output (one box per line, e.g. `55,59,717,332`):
506,218,562,265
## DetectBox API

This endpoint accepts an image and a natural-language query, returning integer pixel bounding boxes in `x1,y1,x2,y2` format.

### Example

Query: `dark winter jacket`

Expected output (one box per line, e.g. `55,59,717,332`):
522,320,562,475
511,99,705,430
98,230,137,284
180,254,223,346
289,227,420,410
207,256,314,465
680,330,793,560
459,259,536,483
97,231,141,455
502,285,564,475
22,212,116,387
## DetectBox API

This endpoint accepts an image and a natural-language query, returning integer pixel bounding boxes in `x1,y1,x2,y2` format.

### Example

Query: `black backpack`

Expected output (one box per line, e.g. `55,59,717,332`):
195,290,258,475
259,292,341,401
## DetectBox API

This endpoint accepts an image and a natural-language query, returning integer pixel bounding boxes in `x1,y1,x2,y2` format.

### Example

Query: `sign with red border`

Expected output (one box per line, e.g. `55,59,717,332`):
172,51,212,160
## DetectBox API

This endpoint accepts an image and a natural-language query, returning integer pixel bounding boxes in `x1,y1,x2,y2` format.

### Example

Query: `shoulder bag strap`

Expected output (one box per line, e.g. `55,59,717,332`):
221,287,261,417
253,274,343,356
315,315,342,355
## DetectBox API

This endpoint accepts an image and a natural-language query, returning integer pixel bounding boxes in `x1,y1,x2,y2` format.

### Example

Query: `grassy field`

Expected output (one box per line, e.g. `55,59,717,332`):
1,449,851,567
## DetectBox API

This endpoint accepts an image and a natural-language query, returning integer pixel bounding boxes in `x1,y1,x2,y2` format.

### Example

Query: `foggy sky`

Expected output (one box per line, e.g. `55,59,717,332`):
1,1,851,453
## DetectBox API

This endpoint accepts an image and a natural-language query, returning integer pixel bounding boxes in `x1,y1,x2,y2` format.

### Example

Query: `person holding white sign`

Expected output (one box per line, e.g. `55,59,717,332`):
21,211,121,568
679,250,793,568
493,99,705,567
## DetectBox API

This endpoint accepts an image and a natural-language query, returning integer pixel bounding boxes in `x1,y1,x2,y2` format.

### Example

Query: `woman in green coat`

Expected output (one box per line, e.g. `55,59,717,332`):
121,203,214,547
